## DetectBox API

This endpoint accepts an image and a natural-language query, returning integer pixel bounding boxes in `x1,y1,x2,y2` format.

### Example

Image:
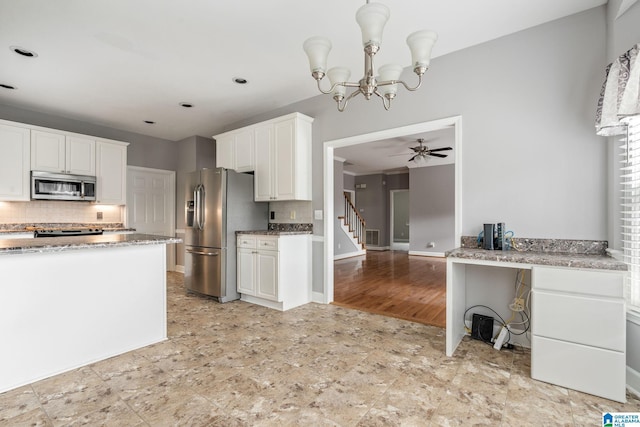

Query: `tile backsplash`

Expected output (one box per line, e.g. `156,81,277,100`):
0,201,123,224
268,200,312,224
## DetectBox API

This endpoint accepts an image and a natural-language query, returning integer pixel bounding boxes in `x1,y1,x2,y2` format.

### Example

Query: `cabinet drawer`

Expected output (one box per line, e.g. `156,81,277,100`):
237,235,256,249
532,290,625,351
256,237,278,250
531,335,626,403
532,266,624,297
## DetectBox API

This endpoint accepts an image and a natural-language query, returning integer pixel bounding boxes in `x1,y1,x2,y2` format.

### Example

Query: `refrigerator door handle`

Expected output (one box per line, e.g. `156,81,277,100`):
198,184,205,230
194,184,205,230
186,248,220,256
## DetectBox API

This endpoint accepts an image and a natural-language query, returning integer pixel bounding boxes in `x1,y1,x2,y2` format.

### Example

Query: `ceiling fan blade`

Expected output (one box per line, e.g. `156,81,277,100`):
428,153,448,158
408,155,418,162
410,146,422,152
428,147,453,152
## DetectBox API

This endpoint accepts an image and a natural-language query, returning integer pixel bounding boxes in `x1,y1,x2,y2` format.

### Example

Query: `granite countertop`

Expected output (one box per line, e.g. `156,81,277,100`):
0,223,134,234
0,233,181,256
446,247,626,271
236,230,313,236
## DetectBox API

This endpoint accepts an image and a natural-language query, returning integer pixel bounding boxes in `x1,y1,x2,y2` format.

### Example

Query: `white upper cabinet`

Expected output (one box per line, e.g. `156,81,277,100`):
66,136,96,175
0,123,31,201
254,113,313,202
96,140,128,205
31,130,95,175
214,112,313,201
214,128,255,172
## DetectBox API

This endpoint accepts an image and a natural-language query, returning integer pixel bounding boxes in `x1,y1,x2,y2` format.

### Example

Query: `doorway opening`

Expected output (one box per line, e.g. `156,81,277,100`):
322,116,462,306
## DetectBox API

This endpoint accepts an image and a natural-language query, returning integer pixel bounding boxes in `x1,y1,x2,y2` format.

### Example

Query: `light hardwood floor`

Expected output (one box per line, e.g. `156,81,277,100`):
333,250,446,328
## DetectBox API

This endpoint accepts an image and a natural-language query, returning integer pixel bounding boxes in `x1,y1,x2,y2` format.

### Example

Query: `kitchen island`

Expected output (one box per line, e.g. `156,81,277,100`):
0,233,180,393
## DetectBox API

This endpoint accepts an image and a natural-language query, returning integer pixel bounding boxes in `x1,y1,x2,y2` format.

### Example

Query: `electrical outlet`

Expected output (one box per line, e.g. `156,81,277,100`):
514,298,525,311
427,242,435,248
290,210,296,220
97,212,103,220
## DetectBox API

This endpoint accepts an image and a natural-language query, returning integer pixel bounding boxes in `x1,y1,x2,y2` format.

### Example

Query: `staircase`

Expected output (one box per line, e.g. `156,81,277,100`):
338,192,366,251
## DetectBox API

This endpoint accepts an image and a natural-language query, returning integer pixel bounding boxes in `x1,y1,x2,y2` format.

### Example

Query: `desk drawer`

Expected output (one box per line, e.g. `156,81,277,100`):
531,335,626,403
532,266,624,298
532,290,625,351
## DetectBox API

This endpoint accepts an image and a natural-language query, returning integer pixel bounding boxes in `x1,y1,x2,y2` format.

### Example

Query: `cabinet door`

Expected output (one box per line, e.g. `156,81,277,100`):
66,136,96,175
0,124,30,201
256,250,279,301
215,133,235,169
31,130,65,173
254,124,273,201
237,248,256,295
273,119,296,200
96,141,127,204
234,130,255,172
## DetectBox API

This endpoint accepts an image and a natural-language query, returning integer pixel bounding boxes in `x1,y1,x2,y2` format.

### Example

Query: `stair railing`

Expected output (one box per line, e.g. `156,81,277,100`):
339,192,366,248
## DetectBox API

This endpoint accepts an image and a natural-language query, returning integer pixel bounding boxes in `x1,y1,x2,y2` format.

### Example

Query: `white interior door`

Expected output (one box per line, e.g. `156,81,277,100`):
127,166,176,271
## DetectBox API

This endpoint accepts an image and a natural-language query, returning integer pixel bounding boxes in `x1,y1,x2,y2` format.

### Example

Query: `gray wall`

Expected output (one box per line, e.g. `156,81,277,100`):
354,174,386,246
353,173,409,248
343,173,355,191
409,165,456,252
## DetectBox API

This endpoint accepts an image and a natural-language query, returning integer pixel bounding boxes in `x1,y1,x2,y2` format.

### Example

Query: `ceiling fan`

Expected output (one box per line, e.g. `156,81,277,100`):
406,138,452,162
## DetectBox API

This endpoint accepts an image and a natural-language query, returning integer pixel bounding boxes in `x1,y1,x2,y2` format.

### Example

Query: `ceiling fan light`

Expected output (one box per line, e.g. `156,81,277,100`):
407,30,438,72
355,2,390,48
303,36,332,78
327,67,351,97
378,64,403,96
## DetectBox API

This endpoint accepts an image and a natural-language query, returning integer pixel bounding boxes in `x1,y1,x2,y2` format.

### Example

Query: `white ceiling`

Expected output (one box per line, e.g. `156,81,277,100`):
335,127,455,175
0,0,606,142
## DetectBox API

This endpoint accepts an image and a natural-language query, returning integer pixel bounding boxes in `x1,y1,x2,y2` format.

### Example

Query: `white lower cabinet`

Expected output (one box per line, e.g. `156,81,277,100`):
237,233,311,311
531,266,626,402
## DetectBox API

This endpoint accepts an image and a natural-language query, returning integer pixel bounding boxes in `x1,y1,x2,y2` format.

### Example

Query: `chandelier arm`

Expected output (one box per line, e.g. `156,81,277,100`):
337,88,363,112
397,73,424,92
372,90,391,111
316,79,361,95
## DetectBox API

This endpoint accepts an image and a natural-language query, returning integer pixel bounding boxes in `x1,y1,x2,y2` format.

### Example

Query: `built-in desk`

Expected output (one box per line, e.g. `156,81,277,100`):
446,245,627,402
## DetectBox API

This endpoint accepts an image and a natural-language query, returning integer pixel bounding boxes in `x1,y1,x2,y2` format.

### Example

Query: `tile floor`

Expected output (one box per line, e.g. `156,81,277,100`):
1,272,638,426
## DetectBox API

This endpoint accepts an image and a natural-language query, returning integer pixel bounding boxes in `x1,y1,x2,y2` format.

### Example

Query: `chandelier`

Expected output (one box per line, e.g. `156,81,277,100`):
303,1,437,112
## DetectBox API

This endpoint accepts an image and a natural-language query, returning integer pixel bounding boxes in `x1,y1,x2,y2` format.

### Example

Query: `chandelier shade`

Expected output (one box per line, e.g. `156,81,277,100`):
327,67,351,98
355,3,390,48
302,36,332,77
407,30,438,71
377,64,403,97
303,0,437,112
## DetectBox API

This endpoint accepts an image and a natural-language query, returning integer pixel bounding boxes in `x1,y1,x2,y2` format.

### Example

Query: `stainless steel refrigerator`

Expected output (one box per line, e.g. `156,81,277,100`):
184,168,268,302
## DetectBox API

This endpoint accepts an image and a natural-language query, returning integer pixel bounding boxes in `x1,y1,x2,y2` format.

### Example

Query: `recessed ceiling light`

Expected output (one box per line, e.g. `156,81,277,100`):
10,46,38,58
143,120,156,124
233,77,248,84
0,84,16,90
179,102,194,108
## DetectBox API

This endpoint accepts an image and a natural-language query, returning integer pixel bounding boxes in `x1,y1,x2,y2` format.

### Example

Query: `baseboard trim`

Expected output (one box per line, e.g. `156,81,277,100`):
367,246,390,251
312,291,325,304
174,265,185,273
628,366,640,399
408,251,446,258
334,250,366,260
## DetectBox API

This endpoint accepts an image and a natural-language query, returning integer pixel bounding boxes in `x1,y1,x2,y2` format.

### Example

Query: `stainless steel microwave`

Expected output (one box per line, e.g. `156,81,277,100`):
31,171,96,201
